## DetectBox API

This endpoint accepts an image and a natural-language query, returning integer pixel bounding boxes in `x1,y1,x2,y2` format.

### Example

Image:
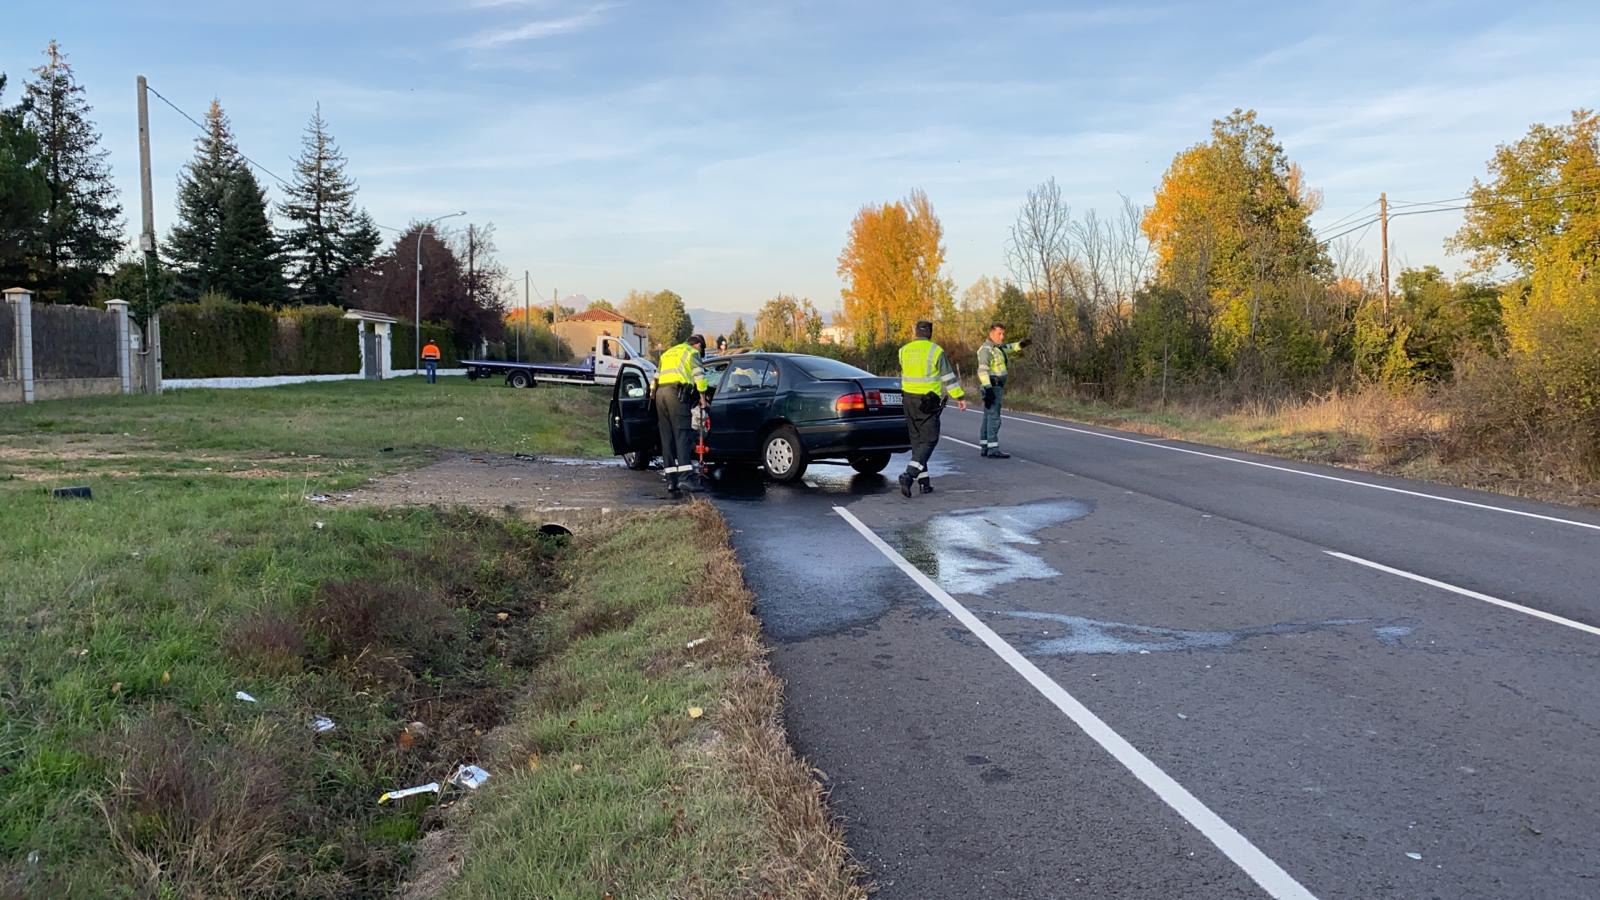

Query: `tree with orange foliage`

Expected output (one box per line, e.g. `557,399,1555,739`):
836,189,954,347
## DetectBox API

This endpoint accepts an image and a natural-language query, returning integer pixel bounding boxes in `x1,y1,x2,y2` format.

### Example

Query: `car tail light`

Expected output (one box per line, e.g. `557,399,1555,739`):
865,390,883,407
834,392,866,412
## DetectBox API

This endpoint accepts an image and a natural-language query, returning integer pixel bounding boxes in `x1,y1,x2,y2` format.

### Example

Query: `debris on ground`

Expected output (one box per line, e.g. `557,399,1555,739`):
51,486,92,500
313,521,325,530
685,637,708,649
379,782,441,805
1406,852,1422,861
311,715,336,733
688,706,705,719
235,690,258,703
448,765,492,790
306,493,331,503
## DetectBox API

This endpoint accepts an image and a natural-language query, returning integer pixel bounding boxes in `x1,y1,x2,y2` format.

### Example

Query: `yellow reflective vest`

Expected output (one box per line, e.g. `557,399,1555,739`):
898,339,964,399
657,342,709,392
977,339,1024,387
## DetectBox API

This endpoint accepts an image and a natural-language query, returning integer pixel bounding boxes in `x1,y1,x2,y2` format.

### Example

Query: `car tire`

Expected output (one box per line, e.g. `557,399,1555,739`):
761,426,808,482
849,453,891,475
508,371,533,389
622,450,652,471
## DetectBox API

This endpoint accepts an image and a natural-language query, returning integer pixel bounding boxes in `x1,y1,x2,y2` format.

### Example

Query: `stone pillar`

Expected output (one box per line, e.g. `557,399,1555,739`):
3,287,33,403
376,322,393,379
105,299,132,394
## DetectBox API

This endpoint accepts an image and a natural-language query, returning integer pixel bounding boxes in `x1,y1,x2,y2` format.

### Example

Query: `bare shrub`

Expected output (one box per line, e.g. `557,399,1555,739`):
224,610,306,677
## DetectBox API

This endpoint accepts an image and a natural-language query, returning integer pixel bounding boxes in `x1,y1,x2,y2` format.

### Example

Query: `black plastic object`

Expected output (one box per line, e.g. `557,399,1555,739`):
52,486,92,500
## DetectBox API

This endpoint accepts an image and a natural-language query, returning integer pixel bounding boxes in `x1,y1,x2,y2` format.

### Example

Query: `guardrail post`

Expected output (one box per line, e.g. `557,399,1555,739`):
105,299,132,394
3,287,33,403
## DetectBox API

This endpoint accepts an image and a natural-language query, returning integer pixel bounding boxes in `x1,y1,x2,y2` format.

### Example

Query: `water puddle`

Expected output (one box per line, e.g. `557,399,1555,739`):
517,454,625,468
986,609,1413,656
894,499,1094,595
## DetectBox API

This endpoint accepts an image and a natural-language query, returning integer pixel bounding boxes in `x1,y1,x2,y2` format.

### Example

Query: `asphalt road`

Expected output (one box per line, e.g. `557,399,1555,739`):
690,407,1600,899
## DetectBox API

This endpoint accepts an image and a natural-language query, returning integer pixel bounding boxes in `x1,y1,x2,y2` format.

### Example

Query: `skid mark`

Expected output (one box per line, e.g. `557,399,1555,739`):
894,499,1095,595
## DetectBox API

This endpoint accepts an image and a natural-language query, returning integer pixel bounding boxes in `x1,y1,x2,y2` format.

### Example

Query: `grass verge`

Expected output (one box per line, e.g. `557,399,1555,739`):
1004,387,1600,508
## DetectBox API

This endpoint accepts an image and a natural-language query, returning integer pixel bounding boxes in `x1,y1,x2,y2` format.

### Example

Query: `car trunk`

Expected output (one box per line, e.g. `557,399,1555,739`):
819,376,906,418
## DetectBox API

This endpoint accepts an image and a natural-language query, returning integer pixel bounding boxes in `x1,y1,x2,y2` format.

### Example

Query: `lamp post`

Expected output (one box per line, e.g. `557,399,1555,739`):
414,210,467,371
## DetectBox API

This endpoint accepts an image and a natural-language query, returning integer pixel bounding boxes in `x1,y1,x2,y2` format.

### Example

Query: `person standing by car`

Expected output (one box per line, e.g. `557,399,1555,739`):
897,320,967,497
421,340,442,384
655,334,711,495
976,323,1031,458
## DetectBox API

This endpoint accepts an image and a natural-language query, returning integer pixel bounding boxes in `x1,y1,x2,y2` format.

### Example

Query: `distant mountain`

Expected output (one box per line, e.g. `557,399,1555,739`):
686,307,755,340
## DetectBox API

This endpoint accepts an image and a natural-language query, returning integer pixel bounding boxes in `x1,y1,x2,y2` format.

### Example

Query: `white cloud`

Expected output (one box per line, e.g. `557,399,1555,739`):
455,2,616,49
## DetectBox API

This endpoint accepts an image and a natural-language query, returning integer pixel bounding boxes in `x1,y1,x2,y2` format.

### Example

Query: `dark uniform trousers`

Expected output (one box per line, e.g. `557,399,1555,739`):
656,384,698,480
903,392,943,480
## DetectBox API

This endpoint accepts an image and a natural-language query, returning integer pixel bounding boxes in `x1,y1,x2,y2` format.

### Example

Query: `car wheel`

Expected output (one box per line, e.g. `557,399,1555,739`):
849,453,891,475
508,371,532,389
622,450,652,471
761,426,808,482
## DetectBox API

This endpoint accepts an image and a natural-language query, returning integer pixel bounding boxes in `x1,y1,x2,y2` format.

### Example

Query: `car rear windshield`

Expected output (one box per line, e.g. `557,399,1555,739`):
795,357,874,380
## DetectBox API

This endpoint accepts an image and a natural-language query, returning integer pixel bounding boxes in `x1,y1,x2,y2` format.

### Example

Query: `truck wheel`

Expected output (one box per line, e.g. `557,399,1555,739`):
622,450,653,471
849,453,891,475
761,426,808,482
508,371,533,389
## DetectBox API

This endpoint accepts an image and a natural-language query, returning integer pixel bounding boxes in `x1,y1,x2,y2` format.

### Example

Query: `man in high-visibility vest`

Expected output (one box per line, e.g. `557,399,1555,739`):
897,319,967,497
655,334,711,495
421,340,442,384
976,322,1031,458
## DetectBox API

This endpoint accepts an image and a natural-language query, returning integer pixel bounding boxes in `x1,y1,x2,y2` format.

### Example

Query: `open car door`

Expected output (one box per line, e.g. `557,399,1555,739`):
609,362,659,469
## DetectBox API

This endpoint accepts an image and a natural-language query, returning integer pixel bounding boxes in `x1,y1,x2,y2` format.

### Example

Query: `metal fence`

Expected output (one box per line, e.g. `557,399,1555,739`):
31,303,119,380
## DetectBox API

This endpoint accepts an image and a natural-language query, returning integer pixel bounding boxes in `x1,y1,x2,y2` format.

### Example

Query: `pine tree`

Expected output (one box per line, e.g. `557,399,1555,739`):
280,106,372,305
23,41,123,304
167,100,284,301
729,317,750,347
0,73,50,289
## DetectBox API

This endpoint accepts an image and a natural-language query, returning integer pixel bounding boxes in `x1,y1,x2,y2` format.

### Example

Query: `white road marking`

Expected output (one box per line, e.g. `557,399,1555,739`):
1326,551,1600,638
964,408,1600,533
943,436,981,450
834,505,1318,900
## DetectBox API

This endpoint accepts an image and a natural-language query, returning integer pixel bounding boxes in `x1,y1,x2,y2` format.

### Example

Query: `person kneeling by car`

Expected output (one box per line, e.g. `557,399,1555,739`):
655,334,711,495
976,323,1030,458
897,319,967,497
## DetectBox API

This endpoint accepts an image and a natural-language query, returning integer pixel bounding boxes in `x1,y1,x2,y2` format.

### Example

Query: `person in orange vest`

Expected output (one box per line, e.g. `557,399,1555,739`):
421,340,442,384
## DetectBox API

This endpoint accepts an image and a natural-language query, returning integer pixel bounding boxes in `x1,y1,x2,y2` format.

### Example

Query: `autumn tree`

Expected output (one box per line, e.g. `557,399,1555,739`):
753,294,823,348
729,317,750,347
837,189,953,346
587,298,616,312
1142,109,1328,367
23,41,122,304
343,225,500,350
620,288,691,351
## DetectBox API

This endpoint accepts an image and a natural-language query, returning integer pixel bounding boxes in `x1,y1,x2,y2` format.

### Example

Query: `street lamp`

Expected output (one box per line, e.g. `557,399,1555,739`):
415,210,468,371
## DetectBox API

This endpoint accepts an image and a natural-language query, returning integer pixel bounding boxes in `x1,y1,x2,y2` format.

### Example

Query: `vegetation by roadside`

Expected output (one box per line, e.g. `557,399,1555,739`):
1005,387,1600,509
0,380,860,898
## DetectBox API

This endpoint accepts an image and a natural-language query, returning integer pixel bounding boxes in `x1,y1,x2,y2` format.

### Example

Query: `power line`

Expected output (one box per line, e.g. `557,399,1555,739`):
1316,214,1383,246
1387,188,1600,220
1313,198,1380,235
145,83,293,189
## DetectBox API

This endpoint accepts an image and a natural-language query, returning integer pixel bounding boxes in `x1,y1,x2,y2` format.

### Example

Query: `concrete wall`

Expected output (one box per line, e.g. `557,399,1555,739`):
2,292,148,404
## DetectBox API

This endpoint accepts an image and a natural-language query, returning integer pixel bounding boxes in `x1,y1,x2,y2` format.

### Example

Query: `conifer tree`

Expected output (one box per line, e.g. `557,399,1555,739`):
280,106,376,304
0,73,50,289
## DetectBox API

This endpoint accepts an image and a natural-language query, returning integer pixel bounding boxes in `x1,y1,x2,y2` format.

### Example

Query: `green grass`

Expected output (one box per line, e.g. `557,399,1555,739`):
0,378,612,897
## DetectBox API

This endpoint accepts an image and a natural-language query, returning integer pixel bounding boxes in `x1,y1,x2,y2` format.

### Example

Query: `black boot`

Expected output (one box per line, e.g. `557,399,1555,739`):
679,473,707,493
987,449,1011,459
898,472,915,498
919,478,934,494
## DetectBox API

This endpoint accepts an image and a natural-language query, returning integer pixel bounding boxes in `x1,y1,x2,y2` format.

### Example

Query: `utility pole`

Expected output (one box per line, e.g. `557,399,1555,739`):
522,270,530,362
135,76,159,393
1379,192,1390,319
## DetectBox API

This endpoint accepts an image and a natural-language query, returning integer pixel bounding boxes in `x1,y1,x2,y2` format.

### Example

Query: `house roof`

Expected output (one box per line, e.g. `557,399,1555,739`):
562,307,638,325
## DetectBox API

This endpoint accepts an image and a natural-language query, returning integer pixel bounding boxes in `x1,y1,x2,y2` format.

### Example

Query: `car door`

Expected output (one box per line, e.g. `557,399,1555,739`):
609,363,659,457
710,357,780,457
595,338,624,383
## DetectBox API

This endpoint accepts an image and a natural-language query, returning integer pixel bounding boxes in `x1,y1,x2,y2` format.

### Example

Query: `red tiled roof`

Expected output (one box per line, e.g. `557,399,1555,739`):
563,307,637,324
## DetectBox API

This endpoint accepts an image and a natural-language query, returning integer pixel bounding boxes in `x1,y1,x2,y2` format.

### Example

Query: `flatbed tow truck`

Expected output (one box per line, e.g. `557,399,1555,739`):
462,335,658,388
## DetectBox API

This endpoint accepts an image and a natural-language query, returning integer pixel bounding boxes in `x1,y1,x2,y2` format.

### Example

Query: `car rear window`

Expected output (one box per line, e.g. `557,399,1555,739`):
795,357,873,380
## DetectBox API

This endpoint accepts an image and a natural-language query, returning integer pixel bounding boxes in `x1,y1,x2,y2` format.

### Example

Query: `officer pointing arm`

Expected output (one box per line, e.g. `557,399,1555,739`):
976,323,1030,459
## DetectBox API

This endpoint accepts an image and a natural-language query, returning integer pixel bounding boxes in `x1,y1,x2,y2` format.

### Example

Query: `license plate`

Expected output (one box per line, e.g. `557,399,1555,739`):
881,392,902,407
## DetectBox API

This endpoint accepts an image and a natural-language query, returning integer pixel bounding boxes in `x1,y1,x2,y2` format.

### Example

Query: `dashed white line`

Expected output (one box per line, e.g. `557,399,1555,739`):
834,505,1318,900
1326,551,1600,638
966,408,1600,533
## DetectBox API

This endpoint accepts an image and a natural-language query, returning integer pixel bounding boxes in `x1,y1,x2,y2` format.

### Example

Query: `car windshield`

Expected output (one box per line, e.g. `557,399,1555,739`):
795,357,873,380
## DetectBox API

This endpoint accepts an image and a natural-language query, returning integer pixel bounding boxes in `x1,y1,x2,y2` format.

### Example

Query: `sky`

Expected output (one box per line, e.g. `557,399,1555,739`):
5,0,1599,316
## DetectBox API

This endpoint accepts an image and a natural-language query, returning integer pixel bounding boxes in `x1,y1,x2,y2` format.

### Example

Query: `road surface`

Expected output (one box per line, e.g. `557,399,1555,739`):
691,407,1600,899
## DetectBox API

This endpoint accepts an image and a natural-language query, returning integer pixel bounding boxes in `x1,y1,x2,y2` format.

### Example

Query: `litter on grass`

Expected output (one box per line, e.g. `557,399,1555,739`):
685,637,708,649
313,521,325,530
378,782,441,805
234,691,258,703
311,715,336,733
52,486,93,500
449,765,491,790
306,494,331,503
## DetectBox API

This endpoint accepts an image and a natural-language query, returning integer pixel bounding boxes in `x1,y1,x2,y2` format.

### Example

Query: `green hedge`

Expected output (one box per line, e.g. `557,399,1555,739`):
163,298,361,378
390,322,460,369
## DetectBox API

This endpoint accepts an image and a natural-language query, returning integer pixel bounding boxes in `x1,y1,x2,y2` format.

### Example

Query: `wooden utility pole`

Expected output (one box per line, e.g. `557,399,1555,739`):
135,75,160,393
521,270,530,361
1379,192,1390,319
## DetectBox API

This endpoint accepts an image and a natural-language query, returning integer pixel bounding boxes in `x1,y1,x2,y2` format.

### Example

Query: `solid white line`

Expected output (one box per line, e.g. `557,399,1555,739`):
834,505,1318,900
943,436,981,450
968,408,1600,533
1325,551,1600,638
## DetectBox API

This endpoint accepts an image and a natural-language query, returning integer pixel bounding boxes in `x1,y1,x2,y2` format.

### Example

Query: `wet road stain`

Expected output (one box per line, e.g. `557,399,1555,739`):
894,499,1095,596
985,609,1415,656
